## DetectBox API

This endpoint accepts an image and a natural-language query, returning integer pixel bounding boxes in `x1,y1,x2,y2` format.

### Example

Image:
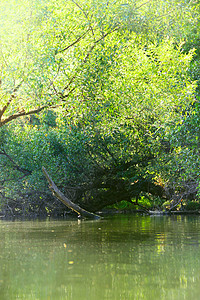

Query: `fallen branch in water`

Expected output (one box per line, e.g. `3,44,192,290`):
42,167,101,219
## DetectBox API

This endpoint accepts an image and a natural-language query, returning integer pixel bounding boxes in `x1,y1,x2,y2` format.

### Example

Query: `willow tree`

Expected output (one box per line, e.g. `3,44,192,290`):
0,0,198,215
0,0,197,126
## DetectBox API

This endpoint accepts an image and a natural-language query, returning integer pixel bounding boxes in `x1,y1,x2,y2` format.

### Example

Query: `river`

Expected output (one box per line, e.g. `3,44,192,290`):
0,214,200,299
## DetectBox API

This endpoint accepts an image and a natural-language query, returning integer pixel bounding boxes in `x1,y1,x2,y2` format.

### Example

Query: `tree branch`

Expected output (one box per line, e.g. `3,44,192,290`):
0,148,32,175
71,0,96,38
57,28,90,54
0,81,24,120
83,26,119,63
0,96,14,119
0,105,49,127
42,167,101,219
59,26,119,97
135,0,153,10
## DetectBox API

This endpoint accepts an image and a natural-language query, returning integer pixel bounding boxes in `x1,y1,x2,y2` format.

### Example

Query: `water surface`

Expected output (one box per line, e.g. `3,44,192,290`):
1,215,200,299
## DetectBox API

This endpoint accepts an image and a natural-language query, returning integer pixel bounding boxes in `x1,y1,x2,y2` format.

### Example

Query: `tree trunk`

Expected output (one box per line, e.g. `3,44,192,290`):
42,167,101,219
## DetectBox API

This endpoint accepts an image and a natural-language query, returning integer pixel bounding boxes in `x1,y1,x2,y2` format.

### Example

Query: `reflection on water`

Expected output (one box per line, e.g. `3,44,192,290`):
1,215,200,299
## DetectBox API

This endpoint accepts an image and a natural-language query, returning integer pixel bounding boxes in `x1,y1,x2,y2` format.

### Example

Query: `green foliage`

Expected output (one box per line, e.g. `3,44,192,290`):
0,0,197,116
112,201,135,211
0,0,200,216
137,196,154,209
185,201,200,211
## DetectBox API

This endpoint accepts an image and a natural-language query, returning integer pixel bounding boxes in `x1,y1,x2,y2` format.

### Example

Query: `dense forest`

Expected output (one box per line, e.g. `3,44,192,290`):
0,0,199,217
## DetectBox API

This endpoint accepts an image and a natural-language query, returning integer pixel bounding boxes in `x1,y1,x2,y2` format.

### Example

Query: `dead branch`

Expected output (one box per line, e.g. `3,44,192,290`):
42,167,101,219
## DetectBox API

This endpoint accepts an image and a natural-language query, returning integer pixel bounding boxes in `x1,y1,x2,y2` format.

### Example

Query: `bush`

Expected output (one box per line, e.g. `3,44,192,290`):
185,201,200,211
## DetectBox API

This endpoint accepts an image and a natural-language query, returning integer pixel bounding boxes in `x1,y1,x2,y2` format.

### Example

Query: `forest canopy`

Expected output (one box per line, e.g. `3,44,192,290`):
0,0,200,217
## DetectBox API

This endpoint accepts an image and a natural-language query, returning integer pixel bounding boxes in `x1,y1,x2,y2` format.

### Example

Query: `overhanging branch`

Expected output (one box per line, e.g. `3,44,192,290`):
42,167,101,219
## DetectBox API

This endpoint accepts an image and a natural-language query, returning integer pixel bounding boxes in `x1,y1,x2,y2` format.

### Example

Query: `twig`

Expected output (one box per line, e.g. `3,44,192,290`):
57,28,90,54
71,0,95,38
135,0,153,10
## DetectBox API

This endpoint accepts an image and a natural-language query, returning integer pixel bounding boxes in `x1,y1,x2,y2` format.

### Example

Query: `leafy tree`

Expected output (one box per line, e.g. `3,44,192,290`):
0,0,197,126
0,0,199,216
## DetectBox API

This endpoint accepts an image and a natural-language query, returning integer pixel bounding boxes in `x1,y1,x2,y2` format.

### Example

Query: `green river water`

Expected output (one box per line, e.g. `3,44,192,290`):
1,214,200,300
